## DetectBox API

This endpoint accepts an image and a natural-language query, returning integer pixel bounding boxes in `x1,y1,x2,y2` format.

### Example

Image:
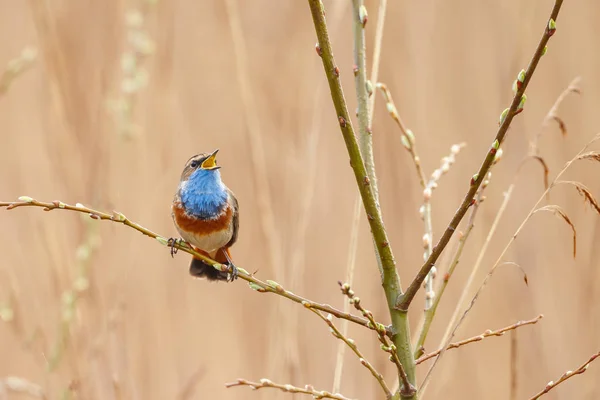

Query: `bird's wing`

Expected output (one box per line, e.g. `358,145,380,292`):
226,188,239,248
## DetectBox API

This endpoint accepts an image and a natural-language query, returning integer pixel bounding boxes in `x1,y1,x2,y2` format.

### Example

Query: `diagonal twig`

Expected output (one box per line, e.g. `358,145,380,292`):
527,351,600,400
420,133,600,395
398,0,565,311
225,378,353,400
413,168,492,359
0,197,383,335
309,307,392,399
338,282,415,397
416,315,543,364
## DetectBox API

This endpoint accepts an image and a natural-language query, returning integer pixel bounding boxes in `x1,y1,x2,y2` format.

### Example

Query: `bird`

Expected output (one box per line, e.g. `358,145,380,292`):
170,149,239,282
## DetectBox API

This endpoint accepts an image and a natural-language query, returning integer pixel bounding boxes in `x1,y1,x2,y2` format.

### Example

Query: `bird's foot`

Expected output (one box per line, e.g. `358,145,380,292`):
221,250,239,282
167,238,188,257
226,263,239,282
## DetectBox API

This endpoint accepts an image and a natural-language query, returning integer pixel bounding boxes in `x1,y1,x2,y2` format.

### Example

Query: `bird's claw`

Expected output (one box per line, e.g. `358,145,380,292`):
167,238,187,257
226,263,239,282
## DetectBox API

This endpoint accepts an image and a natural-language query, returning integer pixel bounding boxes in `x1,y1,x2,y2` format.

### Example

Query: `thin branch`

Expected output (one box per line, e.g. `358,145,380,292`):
413,168,491,359
415,315,543,365
308,0,399,299
332,196,362,393
527,351,600,400
339,282,415,397
418,146,468,317
367,0,388,125
352,0,373,161
333,0,386,387
425,76,581,392
421,144,467,309
225,378,353,400
398,0,565,311
0,198,382,335
376,83,427,188
420,134,600,395
307,0,416,392
309,308,392,399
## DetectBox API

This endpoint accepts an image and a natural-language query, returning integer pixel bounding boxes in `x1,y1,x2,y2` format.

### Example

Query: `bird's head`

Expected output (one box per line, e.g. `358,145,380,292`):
180,149,222,182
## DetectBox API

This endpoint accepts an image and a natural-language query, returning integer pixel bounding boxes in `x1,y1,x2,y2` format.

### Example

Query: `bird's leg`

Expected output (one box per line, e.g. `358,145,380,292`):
222,249,239,282
167,238,189,257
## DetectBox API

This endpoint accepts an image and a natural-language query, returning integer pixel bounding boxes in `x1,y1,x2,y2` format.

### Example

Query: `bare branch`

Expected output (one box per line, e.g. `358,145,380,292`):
527,351,600,400
416,315,543,364
309,308,392,399
376,82,427,188
0,198,382,334
413,170,491,359
338,282,415,397
307,0,416,391
225,378,353,400
398,0,565,311
420,133,600,395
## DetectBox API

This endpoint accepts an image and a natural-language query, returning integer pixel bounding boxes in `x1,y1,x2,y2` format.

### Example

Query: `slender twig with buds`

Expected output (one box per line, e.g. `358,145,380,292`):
0,198,381,335
413,160,494,359
398,0,565,311
309,307,392,399
225,378,353,400
421,134,600,394
338,282,414,397
376,83,426,188
416,315,543,364
527,351,600,400
429,76,581,381
308,1,416,394
420,143,466,311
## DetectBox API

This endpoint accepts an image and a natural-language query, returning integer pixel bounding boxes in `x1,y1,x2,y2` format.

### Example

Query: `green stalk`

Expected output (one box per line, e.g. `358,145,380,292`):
307,1,416,397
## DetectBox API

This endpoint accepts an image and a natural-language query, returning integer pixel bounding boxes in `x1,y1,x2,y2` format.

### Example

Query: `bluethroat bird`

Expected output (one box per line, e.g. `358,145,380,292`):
171,149,239,282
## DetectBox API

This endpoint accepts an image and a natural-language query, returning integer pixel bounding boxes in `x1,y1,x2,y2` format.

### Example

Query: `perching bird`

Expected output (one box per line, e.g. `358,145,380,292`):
171,149,239,281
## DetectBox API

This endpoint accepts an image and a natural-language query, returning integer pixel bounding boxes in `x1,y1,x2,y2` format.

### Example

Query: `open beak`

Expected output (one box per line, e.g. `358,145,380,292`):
201,149,221,170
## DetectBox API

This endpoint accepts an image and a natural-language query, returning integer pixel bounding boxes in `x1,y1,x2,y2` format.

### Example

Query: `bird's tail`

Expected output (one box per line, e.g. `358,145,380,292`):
189,257,229,281
188,247,231,281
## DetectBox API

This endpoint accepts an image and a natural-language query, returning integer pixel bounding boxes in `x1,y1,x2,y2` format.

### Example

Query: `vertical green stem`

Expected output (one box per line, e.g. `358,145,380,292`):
308,1,416,397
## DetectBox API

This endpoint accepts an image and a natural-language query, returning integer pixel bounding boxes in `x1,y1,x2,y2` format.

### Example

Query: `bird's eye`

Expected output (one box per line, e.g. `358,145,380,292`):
190,161,199,168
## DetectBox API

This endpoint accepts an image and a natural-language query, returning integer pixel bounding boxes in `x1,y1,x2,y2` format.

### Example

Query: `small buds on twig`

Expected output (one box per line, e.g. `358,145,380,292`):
315,43,322,57
225,378,352,400
359,5,368,28
499,108,510,126
528,350,600,400
417,315,544,364
337,282,415,396
547,18,557,36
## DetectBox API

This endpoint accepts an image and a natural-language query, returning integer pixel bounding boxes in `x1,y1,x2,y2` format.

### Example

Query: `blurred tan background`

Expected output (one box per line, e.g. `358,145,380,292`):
1,0,599,399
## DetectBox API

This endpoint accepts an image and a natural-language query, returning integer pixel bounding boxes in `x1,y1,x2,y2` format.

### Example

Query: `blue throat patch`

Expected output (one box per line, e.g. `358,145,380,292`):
180,169,228,219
